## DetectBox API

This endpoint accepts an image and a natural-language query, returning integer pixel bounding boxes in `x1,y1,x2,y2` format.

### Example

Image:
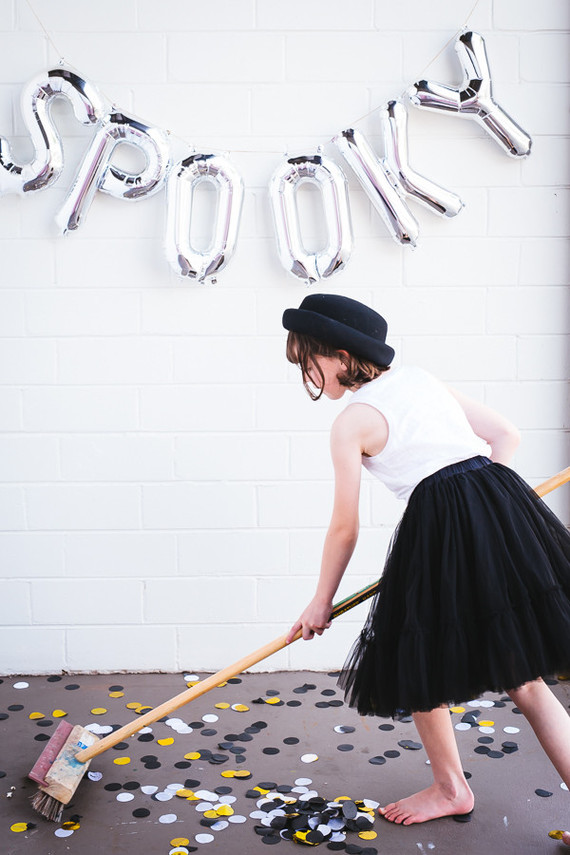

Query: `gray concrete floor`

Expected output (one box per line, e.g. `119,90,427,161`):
1,671,569,855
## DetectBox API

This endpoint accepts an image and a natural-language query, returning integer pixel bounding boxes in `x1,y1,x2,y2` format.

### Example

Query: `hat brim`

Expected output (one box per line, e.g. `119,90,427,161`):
282,308,394,367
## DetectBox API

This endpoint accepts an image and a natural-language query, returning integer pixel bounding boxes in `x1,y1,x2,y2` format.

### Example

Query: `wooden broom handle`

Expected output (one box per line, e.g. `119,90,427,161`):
76,464,570,763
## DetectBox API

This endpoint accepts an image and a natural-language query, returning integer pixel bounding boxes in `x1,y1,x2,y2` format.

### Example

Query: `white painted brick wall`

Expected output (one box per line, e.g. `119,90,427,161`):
0,1,568,676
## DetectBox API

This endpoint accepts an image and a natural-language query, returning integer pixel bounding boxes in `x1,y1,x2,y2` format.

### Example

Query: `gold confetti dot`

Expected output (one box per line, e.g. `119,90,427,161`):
450,706,465,713
479,720,495,727
170,840,190,848
90,708,107,716
29,712,45,720
158,738,174,746
231,704,249,712
359,830,377,840
334,796,352,802
265,697,281,705
221,770,236,778
175,789,196,799
216,805,234,816
126,702,143,710
203,810,218,819
254,786,270,794
549,831,564,840
109,691,124,699
233,769,251,778
113,757,131,765
62,821,81,830
217,681,227,688
186,681,199,688
52,709,67,718
184,752,201,760
215,702,230,709
10,823,28,833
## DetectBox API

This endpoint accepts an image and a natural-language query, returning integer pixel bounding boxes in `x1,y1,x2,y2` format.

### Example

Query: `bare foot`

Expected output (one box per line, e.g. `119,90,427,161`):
563,831,570,847
379,782,474,826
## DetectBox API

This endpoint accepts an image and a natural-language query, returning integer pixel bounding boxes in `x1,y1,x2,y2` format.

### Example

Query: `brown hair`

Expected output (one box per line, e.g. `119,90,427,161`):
286,330,389,400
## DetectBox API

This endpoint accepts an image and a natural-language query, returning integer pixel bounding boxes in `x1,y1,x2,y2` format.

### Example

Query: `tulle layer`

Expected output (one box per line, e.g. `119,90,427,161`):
338,458,570,717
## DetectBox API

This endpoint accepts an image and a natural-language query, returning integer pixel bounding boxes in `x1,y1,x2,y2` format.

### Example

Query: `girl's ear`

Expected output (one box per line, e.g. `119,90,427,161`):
338,349,350,368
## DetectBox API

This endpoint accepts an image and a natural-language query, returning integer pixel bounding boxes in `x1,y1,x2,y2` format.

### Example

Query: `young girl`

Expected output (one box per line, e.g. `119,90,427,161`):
282,293,570,832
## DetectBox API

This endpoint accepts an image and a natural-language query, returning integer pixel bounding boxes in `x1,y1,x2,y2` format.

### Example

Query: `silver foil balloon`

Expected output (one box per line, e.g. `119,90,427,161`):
269,154,352,284
334,127,419,246
165,152,244,282
56,110,171,234
0,67,105,195
381,100,464,218
408,31,532,158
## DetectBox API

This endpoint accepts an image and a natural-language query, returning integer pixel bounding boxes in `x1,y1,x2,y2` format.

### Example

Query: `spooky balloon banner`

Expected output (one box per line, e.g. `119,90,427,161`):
0,32,530,285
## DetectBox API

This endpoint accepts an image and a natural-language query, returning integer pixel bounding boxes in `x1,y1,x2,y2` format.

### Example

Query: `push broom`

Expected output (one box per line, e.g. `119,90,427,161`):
30,466,570,822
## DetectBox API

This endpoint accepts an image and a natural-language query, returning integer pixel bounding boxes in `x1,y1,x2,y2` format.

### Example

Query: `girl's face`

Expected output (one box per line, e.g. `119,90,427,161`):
305,355,348,400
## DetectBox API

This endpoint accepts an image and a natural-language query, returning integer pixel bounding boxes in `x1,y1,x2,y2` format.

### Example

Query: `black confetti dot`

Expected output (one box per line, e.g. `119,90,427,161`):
109,685,123,691
316,701,331,708
369,756,387,765
283,737,299,745
190,721,204,729
398,740,422,750
34,734,50,742
321,689,336,696
112,742,129,751
227,678,242,684
287,700,302,707
64,684,80,690
0,771,5,778
144,761,161,769
123,781,140,790
201,729,217,737
453,812,473,823
0,713,8,721
47,675,62,682
36,720,54,728
185,779,201,788
140,755,158,762
258,780,278,789
384,750,400,758
265,689,280,696
474,745,490,755
478,736,494,744
175,761,192,769
329,700,344,707
535,788,553,797
215,786,232,795
8,705,24,712
512,707,523,715
104,783,122,791
263,747,280,755
378,723,394,731
487,750,504,759
132,808,150,818
501,741,518,753
337,744,354,752
137,733,154,742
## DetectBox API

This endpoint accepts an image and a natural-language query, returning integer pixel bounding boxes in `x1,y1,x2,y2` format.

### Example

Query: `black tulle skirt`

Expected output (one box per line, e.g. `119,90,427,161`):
338,457,570,718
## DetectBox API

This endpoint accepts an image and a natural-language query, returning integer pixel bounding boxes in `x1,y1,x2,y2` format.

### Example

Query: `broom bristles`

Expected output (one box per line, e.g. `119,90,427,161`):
31,790,65,823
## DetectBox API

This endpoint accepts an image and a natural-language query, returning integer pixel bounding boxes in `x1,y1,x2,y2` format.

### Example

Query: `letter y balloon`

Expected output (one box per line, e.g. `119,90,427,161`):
408,31,532,158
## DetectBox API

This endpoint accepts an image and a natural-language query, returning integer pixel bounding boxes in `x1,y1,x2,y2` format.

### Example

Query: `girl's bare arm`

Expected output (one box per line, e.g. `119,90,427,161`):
450,388,521,465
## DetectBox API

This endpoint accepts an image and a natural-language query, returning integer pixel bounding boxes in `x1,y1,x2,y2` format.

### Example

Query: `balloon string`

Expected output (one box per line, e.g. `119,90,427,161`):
22,0,482,157
343,0,482,133
24,0,65,64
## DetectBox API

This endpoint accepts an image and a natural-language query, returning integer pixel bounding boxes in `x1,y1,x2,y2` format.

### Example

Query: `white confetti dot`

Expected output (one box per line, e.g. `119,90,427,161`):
138,726,153,734
455,722,471,731
141,785,158,795
167,783,186,791
195,833,214,844
185,674,199,681
228,814,247,823
479,726,495,734
13,681,29,689
218,795,237,804
561,782,568,791
88,771,103,781
479,700,495,708
159,813,178,824
202,714,218,723
503,726,520,734
195,790,219,801
195,802,214,812
467,700,481,707
54,829,74,838
295,778,312,786
170,849,189,855
211,821,229,831
117,792,135,802
301,754,318,763
155,791,174,801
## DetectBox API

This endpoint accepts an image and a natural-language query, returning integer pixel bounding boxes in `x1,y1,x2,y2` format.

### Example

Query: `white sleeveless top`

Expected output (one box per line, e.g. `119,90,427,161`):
348,366,491,501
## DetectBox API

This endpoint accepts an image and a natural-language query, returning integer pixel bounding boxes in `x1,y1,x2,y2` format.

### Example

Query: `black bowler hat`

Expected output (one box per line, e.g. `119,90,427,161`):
282,293,395,367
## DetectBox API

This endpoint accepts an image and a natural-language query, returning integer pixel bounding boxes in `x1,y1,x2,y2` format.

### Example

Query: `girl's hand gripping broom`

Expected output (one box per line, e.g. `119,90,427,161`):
29,466,570,821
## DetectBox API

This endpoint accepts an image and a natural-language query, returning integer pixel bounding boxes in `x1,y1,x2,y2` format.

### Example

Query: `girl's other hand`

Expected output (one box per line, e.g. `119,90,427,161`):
286,597,333,644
